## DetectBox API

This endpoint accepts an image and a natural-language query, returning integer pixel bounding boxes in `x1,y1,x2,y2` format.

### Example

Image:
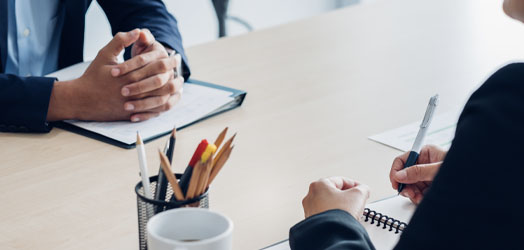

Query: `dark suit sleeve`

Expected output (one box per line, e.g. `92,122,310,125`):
289,209,375,250
393,63,524,249
97,0,191,80
0,74,55,132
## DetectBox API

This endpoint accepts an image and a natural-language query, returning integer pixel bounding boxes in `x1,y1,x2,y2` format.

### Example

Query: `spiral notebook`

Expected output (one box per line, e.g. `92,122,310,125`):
262,196,416,250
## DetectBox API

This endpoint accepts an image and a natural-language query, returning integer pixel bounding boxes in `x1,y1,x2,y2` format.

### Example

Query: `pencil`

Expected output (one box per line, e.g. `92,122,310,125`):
196,155,214,196
154,128,175,212
154,140,169,203
185,160,204,199
158,150,185,201
208,145,234,187
214,127,228,149
136,132,153,199
212,133,236,167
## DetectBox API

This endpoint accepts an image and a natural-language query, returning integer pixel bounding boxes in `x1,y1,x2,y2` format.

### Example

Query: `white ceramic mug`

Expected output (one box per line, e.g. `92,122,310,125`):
147,208,233,250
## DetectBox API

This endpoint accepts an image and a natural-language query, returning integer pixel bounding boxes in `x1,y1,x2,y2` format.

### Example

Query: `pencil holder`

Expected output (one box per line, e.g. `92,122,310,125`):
135,174,209,250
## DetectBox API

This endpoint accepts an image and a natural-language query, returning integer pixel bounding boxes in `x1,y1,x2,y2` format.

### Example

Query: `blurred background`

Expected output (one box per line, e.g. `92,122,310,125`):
83,0,364,60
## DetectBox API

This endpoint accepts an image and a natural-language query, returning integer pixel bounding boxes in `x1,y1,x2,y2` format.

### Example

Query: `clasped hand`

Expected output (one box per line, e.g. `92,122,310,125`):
47,28,183,122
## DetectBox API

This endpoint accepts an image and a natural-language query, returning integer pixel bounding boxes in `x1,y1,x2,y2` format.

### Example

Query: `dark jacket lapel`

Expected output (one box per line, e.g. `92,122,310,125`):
58,0,88,69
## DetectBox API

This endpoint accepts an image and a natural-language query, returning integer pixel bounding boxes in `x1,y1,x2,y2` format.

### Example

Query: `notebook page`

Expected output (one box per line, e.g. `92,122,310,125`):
262,196,416,250
363,196,416,250
64,84,233,145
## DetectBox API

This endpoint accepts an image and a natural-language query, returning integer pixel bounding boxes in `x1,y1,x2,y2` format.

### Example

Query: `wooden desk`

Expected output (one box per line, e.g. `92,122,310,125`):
2,0,524,249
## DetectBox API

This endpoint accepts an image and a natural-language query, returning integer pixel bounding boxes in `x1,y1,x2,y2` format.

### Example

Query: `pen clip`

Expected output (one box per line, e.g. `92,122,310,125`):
420,95,439,128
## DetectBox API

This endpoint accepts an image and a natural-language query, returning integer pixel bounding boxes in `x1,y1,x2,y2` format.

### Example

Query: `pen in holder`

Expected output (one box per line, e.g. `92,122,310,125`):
135,174,209,250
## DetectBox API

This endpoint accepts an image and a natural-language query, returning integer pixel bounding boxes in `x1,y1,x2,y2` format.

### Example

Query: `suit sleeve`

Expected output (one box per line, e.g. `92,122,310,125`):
97,0,191,80
0,74,55,132
289,209,375,250
393,63,524,249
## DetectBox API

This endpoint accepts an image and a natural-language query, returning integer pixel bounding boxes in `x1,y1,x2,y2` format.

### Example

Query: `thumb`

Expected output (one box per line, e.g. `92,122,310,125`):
394,162,441,184
131,29,155,56
101,29,140,58
136,29,155,48
345,184,371,200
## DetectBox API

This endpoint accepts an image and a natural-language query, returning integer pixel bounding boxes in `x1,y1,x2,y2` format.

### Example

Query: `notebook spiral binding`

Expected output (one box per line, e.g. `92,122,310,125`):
363,208,408,234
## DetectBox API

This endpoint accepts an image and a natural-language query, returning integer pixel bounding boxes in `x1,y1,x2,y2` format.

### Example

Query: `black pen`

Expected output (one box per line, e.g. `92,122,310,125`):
154,128,176,213
398,95,439,193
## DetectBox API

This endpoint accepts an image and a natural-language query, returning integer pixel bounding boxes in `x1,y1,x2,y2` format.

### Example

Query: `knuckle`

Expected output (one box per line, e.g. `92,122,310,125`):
132,101,143,111
154,96,164,106
159,60,170,72
158,49,169,58
308,182,317,191
96,49,106,57
302,197,308,206
154,75,164,87
115,32,125,41
136,83,145,95
167,81,176,94
128,73,141,83
137,55,146,65
411,166,422,179
164,102,173,111
352,187,365,195
119,63,128,73
310,181,324,191
161,95,170,104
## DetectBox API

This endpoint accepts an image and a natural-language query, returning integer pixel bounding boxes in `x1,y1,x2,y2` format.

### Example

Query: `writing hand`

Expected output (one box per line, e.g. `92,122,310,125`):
389,145,447,204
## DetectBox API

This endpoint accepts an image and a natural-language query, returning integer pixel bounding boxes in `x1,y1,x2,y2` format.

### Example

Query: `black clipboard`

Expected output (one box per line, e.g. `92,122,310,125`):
53,79,247,149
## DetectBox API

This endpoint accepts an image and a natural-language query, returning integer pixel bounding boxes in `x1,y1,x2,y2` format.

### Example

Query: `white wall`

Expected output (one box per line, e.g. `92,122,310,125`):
83,0,360,60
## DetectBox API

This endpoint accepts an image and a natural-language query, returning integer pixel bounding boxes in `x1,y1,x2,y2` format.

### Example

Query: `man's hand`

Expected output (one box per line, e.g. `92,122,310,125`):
390,145,447,204
111,29,184,122
47,29,145,121
302,177,370,220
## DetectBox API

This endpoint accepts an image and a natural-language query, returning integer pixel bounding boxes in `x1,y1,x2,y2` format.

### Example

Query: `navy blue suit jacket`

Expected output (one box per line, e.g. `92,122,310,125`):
289,64,524,249
0,0,190,132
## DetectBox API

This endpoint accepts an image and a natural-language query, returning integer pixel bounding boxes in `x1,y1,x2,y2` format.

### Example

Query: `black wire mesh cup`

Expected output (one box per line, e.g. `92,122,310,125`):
135,174,209,250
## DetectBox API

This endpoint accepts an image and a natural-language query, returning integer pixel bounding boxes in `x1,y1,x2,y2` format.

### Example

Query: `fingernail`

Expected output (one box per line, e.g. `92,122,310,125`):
121,87,130,96
131,29,140,36
125,103,134,111
111,68,120,77
401,191,411,198
396,170,407,181
131,117,140,122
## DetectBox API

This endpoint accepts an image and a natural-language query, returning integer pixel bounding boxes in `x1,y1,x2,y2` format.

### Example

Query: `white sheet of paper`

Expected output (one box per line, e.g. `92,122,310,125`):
261,240,290,250
368,112,459,152
262,196,415,250
47,62,235,145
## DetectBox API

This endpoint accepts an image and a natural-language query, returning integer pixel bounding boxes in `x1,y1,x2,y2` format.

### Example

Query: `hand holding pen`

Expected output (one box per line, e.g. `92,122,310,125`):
396,95,439,195
390,145,447,204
